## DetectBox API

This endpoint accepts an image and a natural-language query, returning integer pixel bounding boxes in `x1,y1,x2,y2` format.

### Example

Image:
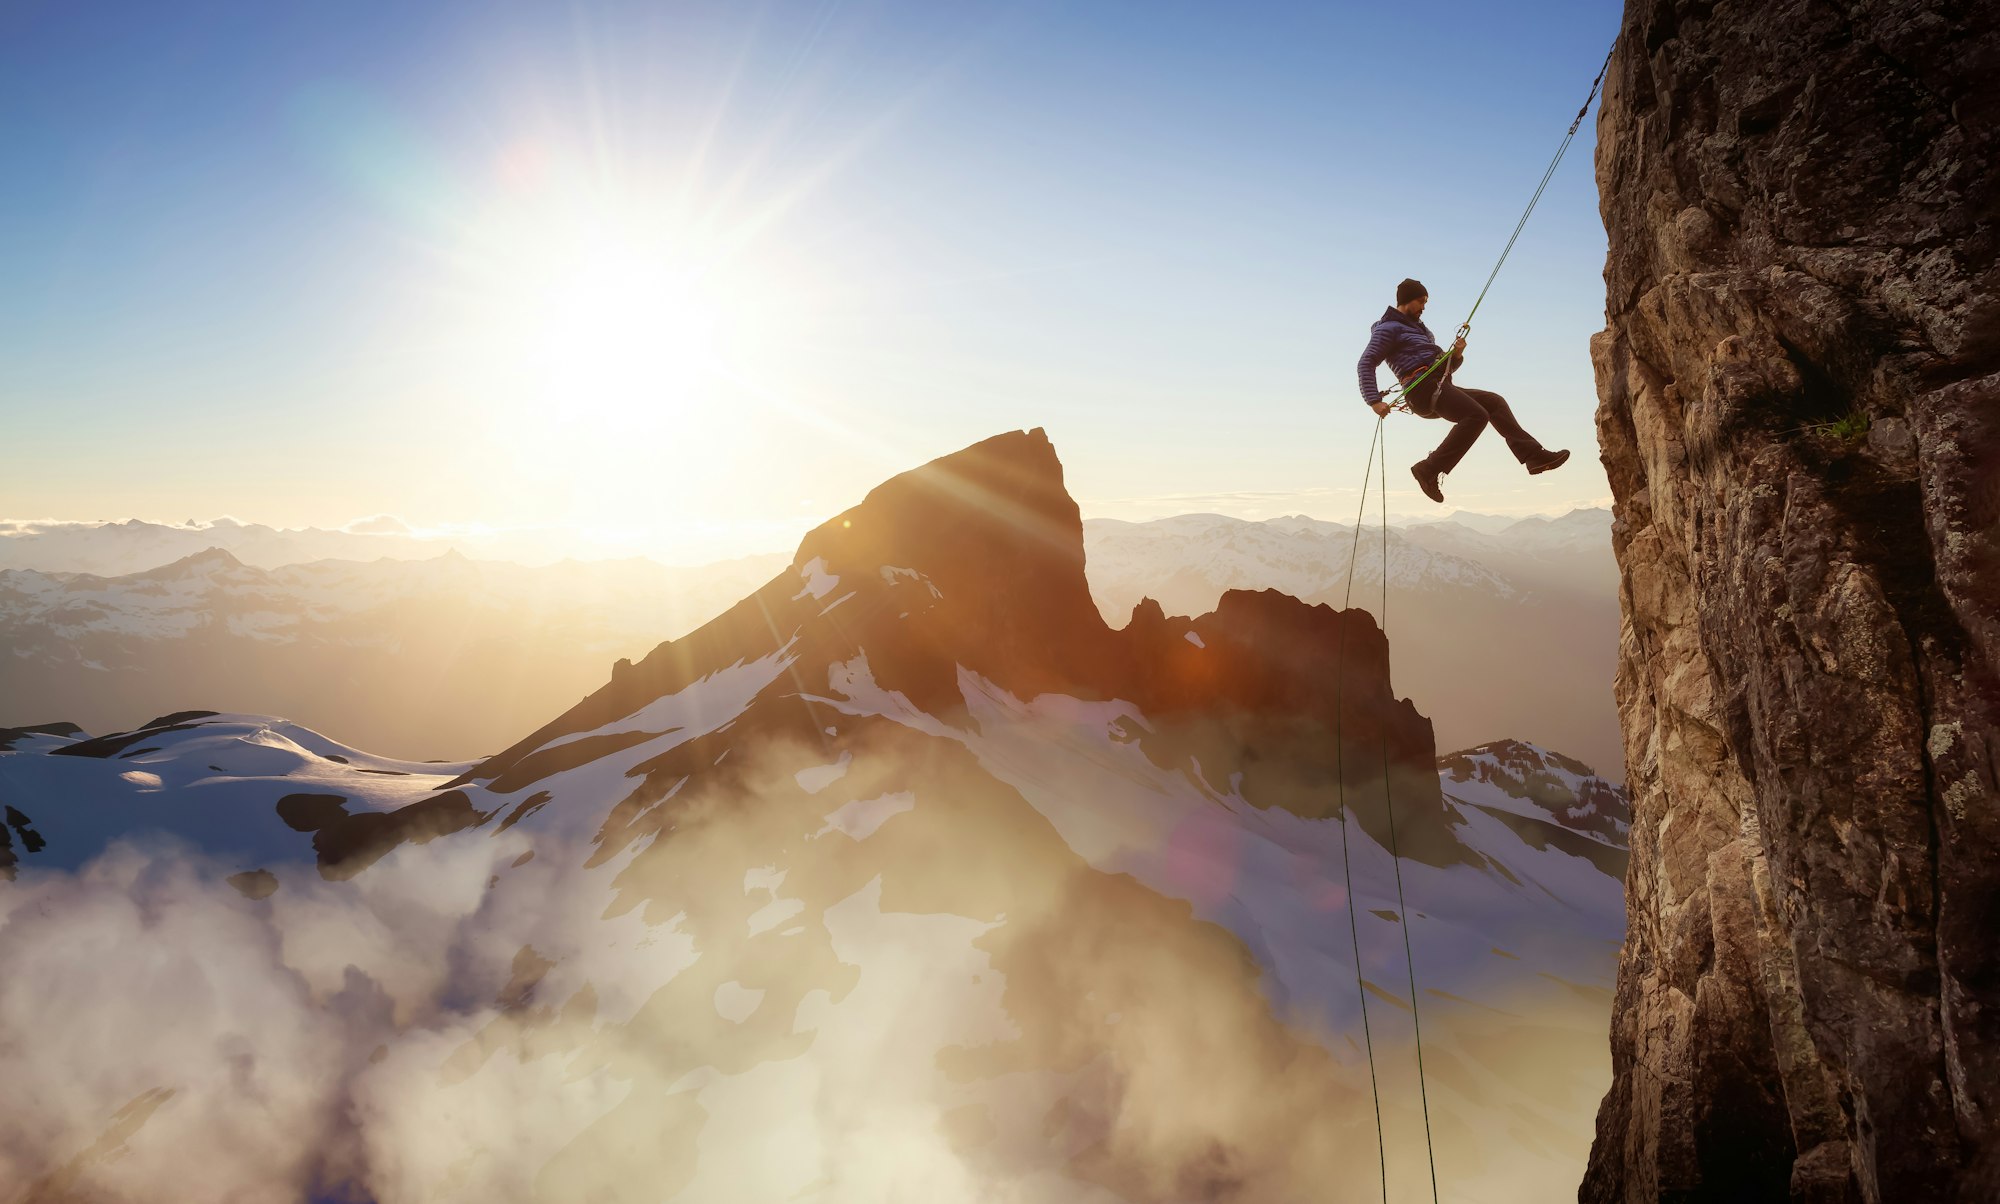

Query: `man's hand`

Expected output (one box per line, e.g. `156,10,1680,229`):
1370,401,1392,418
1451,336,1467,354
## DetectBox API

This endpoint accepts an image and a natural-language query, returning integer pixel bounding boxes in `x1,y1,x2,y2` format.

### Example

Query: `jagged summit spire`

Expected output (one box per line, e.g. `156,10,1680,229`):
463,429,1458,862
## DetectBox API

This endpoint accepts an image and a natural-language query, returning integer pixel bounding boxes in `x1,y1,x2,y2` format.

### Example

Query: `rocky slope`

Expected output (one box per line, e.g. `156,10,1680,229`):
1585,2,2000,1200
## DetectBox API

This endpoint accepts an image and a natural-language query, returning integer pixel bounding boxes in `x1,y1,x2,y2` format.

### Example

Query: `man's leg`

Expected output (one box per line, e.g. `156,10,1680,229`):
1420,382,1490,474
1460,388,1547,465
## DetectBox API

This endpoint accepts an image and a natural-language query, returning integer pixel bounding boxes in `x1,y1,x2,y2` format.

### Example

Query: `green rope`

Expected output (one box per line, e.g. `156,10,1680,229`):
1376,420,1440,1203
1332,416,1389,1202
1323,39,1620,1199
1458,40,1618,331
1375,38,1618,413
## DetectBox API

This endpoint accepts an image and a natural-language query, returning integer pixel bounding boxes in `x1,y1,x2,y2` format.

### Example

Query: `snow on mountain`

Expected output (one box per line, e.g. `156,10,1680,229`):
1438,739,1632,878
1397,507,1616,597
0,548,785,645
0,713,476,877
0,516,436,576
0,432,1623,1203
1398,510,1530,534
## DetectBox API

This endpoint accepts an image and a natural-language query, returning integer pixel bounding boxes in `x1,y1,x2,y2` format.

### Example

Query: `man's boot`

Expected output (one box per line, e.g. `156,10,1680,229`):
1411,461,1444,504
1526,448,1571,475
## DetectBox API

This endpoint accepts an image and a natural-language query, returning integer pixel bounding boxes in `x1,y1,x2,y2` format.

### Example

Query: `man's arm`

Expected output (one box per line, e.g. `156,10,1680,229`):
1356,326,1391,406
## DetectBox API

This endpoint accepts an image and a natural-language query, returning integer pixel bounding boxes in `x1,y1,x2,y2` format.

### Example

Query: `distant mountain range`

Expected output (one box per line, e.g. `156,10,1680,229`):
1,509,1620,773
0,516,665,575
0,431,1626,1203
0,548,784,759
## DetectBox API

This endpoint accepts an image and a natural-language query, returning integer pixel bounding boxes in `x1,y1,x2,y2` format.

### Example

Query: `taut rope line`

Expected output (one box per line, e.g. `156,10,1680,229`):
1327,37,1621,1201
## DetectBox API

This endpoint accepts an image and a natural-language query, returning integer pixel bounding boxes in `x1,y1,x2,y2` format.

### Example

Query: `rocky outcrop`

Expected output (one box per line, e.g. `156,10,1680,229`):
1585,2,2000,1200
470,429,1459,861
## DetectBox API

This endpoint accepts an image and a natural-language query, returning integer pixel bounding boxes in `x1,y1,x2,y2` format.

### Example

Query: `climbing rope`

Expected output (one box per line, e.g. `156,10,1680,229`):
1328,36,1620,1202
1376,38,1620,415
1331,417,1390,1200
1375,420,1440,1204
1330,414,1441,1204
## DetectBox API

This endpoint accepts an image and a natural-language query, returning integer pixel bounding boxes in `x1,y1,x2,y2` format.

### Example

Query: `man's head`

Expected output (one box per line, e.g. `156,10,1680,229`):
1396,278,1428,317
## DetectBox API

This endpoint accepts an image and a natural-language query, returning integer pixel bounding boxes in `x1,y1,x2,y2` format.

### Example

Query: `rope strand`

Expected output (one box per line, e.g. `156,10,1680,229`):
1326,39,1619,1200
1458,40,1618,330
1372,38,1618,412
1332,418,1389,1202
1376,422,1440,1203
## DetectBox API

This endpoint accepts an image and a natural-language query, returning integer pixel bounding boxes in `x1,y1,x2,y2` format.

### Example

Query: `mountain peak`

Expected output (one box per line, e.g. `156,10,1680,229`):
472,429,1107,770
802,427,1080,586
465,430,1455,858
133,546,248,580
790,426,1104,702
1438,739,1629,843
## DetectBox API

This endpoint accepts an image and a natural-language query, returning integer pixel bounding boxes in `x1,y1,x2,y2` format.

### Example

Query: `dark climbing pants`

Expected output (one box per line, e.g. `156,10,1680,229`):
1411,381,1545,473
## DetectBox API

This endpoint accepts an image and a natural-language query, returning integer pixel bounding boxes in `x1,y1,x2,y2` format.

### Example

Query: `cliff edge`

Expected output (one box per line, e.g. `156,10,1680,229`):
1585,1,1999,1200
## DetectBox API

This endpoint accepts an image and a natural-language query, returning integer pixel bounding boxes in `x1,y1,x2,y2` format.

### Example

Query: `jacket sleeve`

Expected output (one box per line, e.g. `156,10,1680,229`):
1356,325,1391,406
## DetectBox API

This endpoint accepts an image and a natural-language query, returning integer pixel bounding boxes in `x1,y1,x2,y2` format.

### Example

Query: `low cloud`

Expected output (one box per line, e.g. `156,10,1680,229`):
0,726,1610,1203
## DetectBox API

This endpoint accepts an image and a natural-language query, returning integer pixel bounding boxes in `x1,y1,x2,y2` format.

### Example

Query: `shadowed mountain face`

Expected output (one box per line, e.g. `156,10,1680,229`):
0,431,1624,1202
1082,510,1623,780
476,429,1456,865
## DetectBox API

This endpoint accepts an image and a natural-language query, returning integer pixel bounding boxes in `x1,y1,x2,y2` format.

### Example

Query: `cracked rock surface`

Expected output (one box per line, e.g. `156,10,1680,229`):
1583,1,2000,1200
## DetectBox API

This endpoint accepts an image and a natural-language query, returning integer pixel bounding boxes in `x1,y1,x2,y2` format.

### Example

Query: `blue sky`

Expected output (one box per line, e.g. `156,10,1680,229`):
1,0,1622,563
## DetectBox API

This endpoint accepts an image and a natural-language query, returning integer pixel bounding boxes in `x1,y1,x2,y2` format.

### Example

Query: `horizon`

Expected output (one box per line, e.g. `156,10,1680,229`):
5,0,1622,564
3,5,1987,1201
0,494,1615,572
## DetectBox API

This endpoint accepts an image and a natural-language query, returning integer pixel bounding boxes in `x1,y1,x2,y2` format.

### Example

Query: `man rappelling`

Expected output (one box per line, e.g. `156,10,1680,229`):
1357,278,1569,504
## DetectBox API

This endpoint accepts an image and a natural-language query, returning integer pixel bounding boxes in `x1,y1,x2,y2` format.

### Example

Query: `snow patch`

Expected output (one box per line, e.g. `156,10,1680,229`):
793,557,838,601
713,982,766,1023
744,869,805,937
794,752,852,795
879,565,942,598
814,792,916,842
534,646,795,757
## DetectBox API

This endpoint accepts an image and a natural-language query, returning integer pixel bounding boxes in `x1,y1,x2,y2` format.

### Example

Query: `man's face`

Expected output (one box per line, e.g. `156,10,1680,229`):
1406,294,1429,318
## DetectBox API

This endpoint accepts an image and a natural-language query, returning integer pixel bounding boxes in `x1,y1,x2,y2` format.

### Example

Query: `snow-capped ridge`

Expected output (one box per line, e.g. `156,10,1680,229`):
1438,738,1631,847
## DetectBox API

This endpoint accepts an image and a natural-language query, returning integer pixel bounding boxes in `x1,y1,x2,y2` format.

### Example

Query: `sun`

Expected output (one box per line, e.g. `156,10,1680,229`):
527,245,722,422
444,188,807,452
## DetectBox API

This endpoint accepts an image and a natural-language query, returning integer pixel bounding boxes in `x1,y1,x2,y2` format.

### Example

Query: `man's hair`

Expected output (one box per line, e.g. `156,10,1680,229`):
1396,278,1428,306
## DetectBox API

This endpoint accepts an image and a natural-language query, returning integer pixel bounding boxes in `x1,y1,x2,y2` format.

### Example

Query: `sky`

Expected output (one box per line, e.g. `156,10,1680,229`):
1,0,1623,565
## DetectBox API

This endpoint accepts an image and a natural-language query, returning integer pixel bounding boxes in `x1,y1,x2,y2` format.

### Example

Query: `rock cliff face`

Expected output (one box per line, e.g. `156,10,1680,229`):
1585,2,2000,1201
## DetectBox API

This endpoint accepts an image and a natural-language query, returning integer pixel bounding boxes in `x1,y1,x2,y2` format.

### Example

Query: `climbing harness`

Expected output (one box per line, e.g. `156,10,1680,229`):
1377,39,1620,416
1331,36,1619,1204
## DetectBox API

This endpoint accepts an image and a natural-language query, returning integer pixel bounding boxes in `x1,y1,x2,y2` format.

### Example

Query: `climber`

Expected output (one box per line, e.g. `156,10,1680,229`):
1357,278,1570,503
